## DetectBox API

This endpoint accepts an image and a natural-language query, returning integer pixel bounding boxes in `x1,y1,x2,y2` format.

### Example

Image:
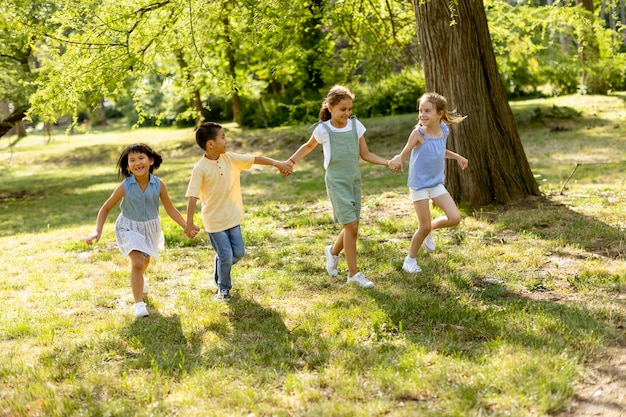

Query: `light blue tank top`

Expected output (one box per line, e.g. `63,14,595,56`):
120,174,161,221
408,122,449,191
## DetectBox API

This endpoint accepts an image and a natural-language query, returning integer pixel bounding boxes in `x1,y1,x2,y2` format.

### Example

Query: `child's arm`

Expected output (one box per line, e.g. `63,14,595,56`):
254,156,292,176
389,129,424,172
358,135,393,170
159,181,189,230
359,135,389,165
286,136,318,166
185,197,200,238
445,150,468,169
85,184,125,245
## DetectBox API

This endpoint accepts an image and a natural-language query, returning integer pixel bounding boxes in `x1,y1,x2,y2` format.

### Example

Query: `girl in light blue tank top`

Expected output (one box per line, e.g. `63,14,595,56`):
286,85,397,288
85,143,196,318
389,93,469,274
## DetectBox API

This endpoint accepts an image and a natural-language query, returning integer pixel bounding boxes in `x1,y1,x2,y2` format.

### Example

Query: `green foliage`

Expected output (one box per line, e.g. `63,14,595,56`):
487,0,626,97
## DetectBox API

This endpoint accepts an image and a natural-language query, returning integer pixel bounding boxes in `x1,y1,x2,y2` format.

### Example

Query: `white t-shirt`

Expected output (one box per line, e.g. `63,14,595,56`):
312,118,366,169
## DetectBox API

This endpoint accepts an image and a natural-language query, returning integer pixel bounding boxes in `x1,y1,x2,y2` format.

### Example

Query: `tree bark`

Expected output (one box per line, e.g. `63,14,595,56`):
223,15,240,123
412,0,540,207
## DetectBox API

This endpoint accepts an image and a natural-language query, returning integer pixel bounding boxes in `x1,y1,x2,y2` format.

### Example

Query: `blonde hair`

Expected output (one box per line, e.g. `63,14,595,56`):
418,92,466,125
319,85,355,121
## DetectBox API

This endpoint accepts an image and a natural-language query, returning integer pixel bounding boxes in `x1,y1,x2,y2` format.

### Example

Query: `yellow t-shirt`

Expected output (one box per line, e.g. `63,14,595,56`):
186,152,255,233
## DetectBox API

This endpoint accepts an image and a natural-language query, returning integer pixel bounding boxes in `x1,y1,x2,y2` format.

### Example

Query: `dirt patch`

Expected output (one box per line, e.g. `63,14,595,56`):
556,344,626,417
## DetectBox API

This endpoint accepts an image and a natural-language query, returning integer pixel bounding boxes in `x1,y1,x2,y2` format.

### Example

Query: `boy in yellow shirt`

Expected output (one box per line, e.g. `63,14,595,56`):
185,122,292,300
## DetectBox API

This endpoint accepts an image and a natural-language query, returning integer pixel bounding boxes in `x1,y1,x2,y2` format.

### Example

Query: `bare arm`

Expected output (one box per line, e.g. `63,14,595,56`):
159,181,188,229
254,156,292,176
185,197,199,238
389,129,424,171
445,149,468,169
359,135,391,169
286,136,318,165
85,184,125,245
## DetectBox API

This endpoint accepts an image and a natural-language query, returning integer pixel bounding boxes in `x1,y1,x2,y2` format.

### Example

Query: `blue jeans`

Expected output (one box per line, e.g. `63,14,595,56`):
208,225,245,291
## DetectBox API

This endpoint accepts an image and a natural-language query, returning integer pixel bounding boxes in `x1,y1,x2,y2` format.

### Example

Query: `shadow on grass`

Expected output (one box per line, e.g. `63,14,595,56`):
473,196,625,260
202,296,330,371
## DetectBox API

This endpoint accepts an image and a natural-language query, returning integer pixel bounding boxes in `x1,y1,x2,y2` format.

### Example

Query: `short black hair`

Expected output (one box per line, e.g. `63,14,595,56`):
195,122,223,150
116,143,163,177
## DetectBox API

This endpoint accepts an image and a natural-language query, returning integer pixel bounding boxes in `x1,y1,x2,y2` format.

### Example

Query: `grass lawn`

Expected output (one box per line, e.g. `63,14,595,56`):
0,93,625,416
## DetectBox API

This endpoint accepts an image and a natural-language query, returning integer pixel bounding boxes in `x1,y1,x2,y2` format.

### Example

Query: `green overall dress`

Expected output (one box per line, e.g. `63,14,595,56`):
322,116,361,225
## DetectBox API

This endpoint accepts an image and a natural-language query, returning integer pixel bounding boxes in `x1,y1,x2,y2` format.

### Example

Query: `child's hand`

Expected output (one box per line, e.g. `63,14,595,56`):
457,156,468,170
85,232,101,246
185,224,200,238
388,155,403,172
276,161,293,177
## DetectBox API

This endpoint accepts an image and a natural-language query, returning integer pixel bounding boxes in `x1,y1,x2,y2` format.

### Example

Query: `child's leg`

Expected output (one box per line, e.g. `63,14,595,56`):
408,200,432,258
129,250,148,302
430,193,461,230
341,221,359,277
209,225,244,292
227,225,245,265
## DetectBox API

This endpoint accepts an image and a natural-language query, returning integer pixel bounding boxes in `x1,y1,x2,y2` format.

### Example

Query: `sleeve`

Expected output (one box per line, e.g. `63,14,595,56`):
229,152,255,170
354,119,366,138
185,165,203,198
312,124,329,145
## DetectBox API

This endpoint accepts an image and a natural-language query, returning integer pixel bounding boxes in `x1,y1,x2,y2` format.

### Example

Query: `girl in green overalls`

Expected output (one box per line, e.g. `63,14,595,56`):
286,85,397,288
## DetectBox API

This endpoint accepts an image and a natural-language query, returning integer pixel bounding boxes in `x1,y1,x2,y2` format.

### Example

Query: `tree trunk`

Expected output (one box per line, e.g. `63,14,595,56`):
223,15,240,123
412,0,540,207
193,89,204,128
16,120,27,138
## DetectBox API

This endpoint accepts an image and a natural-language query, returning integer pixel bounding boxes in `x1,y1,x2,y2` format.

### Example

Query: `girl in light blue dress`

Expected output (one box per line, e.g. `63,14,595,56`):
86,143,198,317
389,92,468,274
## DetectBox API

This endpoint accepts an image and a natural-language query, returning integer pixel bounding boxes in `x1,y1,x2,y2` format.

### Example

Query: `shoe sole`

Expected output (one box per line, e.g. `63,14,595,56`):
402,265,422,273
347,279,374,288
422,246,435,253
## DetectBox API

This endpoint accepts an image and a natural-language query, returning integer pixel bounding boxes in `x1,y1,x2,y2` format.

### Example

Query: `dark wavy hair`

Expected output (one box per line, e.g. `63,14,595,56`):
116,143,163,178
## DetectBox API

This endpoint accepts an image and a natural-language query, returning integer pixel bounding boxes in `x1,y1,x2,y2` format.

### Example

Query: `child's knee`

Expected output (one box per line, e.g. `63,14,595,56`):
131,258,145,270
418,225,432,235
233,248,245,264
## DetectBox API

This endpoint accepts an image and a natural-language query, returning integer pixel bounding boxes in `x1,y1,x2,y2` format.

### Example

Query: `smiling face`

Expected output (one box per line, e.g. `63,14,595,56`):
418,99,443,129
127,151,154,178
328,98,353,128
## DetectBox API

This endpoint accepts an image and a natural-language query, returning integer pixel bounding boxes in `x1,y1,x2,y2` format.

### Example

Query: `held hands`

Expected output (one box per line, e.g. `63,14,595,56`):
184,223,201,239
388,155,404,172
277,159,294,177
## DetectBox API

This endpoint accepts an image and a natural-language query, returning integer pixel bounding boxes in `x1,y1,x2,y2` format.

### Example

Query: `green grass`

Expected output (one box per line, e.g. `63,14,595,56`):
1,94,625,416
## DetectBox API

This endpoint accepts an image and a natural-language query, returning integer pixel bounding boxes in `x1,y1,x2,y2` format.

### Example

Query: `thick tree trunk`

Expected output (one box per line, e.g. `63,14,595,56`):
412,0,540,207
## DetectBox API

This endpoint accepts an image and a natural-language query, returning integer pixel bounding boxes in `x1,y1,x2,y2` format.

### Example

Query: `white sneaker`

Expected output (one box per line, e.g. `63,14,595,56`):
134,302,149,318
347,272,374,288
325,245,339,277
402,257,422,273
423,232,436,253
142,277,149,295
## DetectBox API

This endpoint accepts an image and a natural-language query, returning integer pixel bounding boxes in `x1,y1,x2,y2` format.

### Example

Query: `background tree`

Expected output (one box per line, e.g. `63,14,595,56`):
413,0,541,207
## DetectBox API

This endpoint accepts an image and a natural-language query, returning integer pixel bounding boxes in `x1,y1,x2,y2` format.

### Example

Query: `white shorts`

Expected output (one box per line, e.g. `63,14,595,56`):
410,184,449,202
